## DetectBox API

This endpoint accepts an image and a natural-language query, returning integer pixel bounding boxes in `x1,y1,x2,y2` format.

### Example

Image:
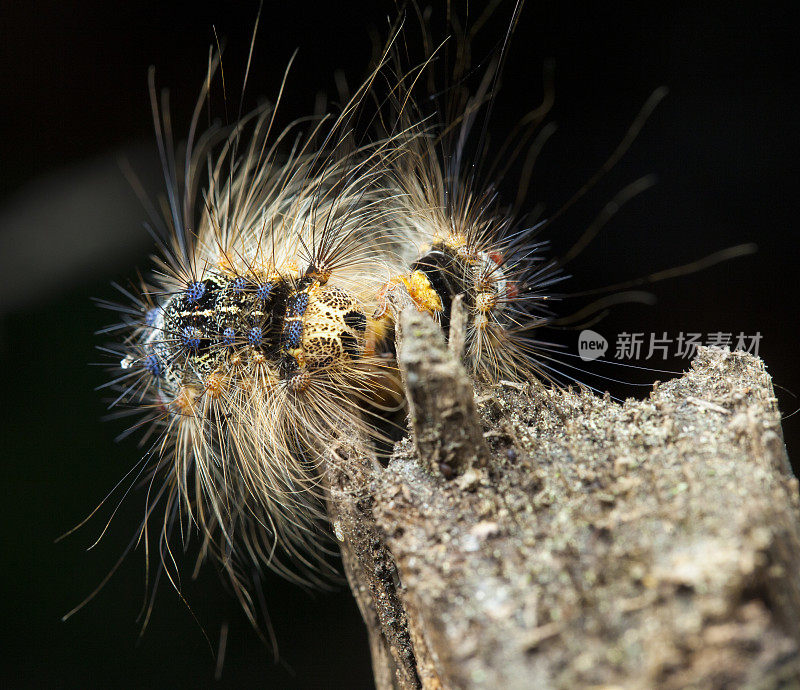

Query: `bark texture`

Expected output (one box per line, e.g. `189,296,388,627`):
326,310,800,689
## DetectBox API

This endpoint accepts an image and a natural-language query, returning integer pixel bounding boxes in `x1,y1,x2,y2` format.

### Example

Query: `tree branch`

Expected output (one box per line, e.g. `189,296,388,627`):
327,327,800,689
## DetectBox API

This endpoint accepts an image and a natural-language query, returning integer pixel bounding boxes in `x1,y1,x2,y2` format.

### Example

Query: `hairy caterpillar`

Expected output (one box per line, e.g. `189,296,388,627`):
82,3,752,640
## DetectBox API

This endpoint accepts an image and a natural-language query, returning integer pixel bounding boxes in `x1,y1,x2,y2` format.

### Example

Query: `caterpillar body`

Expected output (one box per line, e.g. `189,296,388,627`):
108,101,540,600
89,5,707,631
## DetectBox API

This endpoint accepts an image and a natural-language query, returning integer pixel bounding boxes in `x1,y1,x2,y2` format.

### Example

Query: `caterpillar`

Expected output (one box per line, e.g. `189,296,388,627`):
83,3,751,638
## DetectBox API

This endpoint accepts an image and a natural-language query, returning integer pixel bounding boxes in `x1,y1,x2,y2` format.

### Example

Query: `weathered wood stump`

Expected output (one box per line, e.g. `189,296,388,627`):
326,310,800,689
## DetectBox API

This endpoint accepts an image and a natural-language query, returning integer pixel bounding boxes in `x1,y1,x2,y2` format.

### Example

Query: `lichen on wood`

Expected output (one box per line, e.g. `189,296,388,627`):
326,312,800,689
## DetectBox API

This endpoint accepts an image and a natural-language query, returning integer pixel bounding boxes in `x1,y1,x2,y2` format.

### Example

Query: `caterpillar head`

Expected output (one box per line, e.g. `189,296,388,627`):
406,238,514,326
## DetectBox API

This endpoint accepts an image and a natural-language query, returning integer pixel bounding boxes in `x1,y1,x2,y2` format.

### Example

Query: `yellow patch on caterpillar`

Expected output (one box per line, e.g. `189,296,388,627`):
405,270,444,313
365,314,392,352
280,260,301,279
377,270,443,316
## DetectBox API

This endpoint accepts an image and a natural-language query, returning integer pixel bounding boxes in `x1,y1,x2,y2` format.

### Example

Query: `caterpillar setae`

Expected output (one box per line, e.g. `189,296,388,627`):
80,3,752,635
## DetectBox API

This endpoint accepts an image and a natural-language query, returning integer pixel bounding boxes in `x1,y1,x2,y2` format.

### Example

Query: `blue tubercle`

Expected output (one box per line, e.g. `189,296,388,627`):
286,293,309,317
185,281,206,302
282,320,303,349
143,352,161,377
248,326,263,347
181,326,202,351
256,283,273,301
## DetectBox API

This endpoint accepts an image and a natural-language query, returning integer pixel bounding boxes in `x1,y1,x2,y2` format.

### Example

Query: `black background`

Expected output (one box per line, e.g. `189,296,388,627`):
1,1,798,688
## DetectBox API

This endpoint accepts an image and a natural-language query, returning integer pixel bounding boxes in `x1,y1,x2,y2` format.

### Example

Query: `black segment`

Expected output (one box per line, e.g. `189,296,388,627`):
278,354,299,378
411,246,467,335
343,310,367,332
212,277,289,357
165,277,220,356
162,273,292,370
340,331,360,360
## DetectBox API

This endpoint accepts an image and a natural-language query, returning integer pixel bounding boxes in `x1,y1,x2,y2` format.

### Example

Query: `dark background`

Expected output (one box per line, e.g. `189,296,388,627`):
1,1,797,688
